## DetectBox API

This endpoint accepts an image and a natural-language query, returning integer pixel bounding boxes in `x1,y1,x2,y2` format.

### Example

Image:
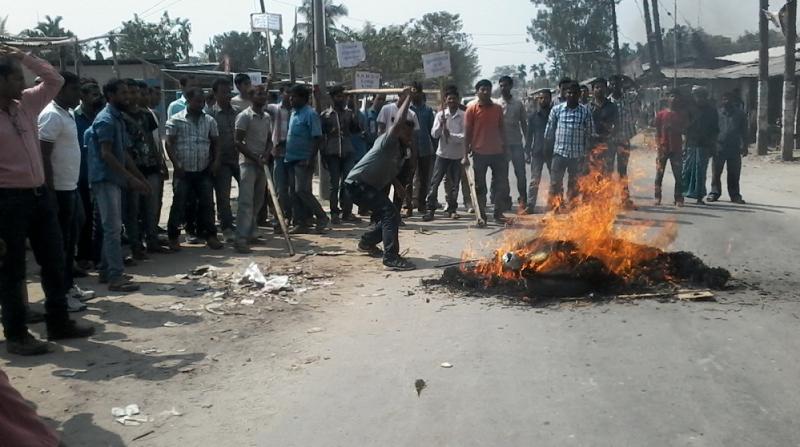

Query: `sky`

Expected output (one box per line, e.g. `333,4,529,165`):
4,0,760,78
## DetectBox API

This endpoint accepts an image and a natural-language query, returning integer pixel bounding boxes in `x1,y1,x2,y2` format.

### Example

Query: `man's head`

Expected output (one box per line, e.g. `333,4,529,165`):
609,75,623,96
692,85,709,102
212,77,232,108
289,84,310,109
396,118,415,146
279,85,291,106
580,84,590,102
124,79,141,110
564,81,581,107
56,71,81,109
372,93,386,111
558,77,573,99
444,85,460,110
251,84,268,108
410,81,424,104
499,75,514,97
80,81,103,111
205,89,216,108
135,81,151,108
0,54,24,101
591,78,608,101
329,85,346,108
178,75,196,94
149,85,162,108
666,88,680,108
475,79,492,103
184,87,205,113
103,79,130,109
722,90,737,109
536,88,552,109
234,73,252,99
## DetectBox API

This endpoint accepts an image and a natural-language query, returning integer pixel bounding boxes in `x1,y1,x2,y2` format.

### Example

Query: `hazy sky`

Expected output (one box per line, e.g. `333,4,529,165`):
5,0,760,78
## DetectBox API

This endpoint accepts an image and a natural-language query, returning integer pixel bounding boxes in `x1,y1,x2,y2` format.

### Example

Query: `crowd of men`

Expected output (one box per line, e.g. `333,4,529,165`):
0,43,751,358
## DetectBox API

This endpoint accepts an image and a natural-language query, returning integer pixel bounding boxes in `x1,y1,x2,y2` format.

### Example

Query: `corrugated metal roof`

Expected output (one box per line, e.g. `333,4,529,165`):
716,43,800,64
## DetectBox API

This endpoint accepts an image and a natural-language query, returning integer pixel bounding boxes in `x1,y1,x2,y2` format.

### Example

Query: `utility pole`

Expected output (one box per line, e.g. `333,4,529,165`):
757,0,770,155
610,0,622,74
782,0,797,161
312,0,330,199
652,0,665,65
672,0,678,87
642,0,659,72
259,0,276,80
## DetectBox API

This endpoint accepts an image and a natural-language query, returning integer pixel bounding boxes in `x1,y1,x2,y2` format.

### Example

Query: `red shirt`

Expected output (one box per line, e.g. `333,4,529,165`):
654,108,688,154
464,101,504,155
0,369,60,446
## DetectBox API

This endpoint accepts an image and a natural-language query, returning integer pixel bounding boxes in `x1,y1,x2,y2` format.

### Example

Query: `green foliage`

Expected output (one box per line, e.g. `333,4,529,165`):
204,31,262,72
117,12,192,61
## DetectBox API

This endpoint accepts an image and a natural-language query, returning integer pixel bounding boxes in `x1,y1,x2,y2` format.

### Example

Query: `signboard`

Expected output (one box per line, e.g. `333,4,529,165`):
251,13,282,32
422,51,452,79
354,71,381,90
335,41,366,68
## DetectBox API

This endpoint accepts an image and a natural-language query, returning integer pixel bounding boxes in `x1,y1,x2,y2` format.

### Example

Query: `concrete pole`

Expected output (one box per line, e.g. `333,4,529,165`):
641,0,659,72
259,0,276,79
652,0,665,65
757,0,770,155
781,0,797,161
312,0,330,199
610,0,622,75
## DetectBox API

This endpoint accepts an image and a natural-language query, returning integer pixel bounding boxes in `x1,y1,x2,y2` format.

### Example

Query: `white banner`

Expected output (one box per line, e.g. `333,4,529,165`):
422,51,452,79
251,13,282,32
336,41,366,68
354,71,381,90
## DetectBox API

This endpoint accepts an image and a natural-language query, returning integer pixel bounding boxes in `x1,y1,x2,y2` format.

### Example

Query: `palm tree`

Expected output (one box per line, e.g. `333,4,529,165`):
0,16,8,35
92,41,105,61
291,0,349,74
174,17,192,62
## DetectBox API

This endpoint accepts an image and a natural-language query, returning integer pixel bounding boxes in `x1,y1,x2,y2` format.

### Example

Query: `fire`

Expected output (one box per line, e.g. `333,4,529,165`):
463,144,677,282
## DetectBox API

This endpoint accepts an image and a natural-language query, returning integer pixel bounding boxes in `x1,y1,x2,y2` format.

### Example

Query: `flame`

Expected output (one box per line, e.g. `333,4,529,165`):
463,143,677,282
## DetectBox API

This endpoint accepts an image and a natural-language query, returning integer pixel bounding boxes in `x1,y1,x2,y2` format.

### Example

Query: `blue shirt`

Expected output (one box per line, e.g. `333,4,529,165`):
285,105,322,163
545,103,594,159
74,105,95,185
366,107,381,146
86,103,129,186
167,96,187,118
351,109,368,160
411,103,435,157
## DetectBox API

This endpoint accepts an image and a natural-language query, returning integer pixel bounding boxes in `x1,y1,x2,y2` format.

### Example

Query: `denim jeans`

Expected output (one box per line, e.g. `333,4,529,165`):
346,181,400,261
125,172,162,248
406,155,434,212
0,187,69,338
55,189,79,290
473,153,510,219
93,181,125,282
527,150,552,210
168,171,217,240
549,155,586,207
237,162,267,240
273,156,294,224
655,150,683,202
214,162,240,231
324,153,356,216
76,180,94,263
508,144,527,205
426,156,462,213
287,161,326,222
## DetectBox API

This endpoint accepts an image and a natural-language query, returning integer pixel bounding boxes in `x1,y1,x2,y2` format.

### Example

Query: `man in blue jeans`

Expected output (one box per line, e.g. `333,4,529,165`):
87,79,152,293
346,90,416,271
268,86,293,228
321,85,362,224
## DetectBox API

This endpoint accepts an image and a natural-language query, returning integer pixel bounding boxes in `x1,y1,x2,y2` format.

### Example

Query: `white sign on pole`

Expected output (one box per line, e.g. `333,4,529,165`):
251,13,282,32
335,41,366,68
422,51,452,79
354,71,381,90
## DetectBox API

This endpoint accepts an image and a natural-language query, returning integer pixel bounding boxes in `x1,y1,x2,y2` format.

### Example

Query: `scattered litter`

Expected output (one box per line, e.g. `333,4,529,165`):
677,290,716,302
157,408,182,419
157,285,176,292
240,262,268,286
303,355,321,364
204,303,226,316
140,348,161,354
178,366,195,373
53,369,88,378
200,403,213,409
191,265,217,276
415,379,426,397
285,298,300,305
292,287,308,294
112,404,140,418
212,291,226,299
168,303,185,311
316,250,347,256
240,298,255,305
440,362,453,368
263,275,290,292
307,327,324,334
175,348,187,353
162,321,184,327
132,430,155,442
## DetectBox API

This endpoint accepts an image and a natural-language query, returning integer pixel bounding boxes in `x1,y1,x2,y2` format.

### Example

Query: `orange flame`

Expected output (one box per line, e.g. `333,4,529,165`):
463,143,677,282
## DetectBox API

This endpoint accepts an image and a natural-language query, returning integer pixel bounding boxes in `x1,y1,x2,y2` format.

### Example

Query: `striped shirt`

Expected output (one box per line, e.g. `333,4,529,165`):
610,93,638,142
545,102,594,159
166,110,219,172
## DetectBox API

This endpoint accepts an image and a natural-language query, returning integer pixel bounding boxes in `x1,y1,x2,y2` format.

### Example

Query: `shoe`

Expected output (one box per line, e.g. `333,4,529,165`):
289,225,311,235
732,197,746,204
123,256,137,267
147,243,172,254
696,198,706,205
342,214,363,223
707,195,719,203
330,214,342,225
448,211,460,219
422,212,435,222
357,241,383,258
157,226,167,235
186,234,201,245
46,319,95,341
72,263,89,278
466,207,475,214
69,285,96,302
222,229,236,243
674,200,685,208
234,242,252,254
131,249,149,261
108,278,140,293
247,236,267,245
654,197,662,206
398,219,406,227
6,333,52,356
402,208,413,218
316,216,331,233
493,214,507,224
168,239,182,252
358,209,371,216
524,206,536,215
76,260,93,271
98,273,133,284
383,257,416,271
206,236,224,250
66,296,87,313
273,225,282,234
622,199,637,210
25,309,45,324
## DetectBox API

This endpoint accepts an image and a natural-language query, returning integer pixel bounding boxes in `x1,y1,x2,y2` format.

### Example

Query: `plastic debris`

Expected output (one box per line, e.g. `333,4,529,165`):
112,404,140,418
241,262,268,286
191,265,217,276
263,275,290,292
163,321,184,327
240,298,255,305
169,303,185,311
316,250,347,256
53,369,88,377
440,362,453,368
415,379,426,397
307,327,324,334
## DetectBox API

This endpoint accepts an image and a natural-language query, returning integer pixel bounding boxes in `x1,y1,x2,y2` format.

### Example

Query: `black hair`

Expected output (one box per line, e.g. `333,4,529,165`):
80,81,100,94
136,80,149,90
103,79,127,98
212,77,231,92
564,81,581,93
558,77,574,87
289,84,310,101
234,73,251,87
410,80,424,92
0,55,20,78
59,71,81,87
580,84,589,91
184,87,204,101
444,85,459,97
328,85,346,97
475,79,492,91
123,78,139,88
591,77,607,87
178,75,195,88
498,75,514,86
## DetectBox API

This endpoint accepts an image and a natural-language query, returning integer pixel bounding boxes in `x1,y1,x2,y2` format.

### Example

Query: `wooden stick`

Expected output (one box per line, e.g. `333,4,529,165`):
464,160,486,227
263,164,295,256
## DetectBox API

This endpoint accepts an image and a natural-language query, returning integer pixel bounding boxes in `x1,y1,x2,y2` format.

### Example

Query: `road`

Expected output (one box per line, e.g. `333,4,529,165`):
3,141,800,447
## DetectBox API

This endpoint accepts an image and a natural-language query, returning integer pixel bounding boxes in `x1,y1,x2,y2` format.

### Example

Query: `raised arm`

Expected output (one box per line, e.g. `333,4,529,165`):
0,45,64,115
387,91,412,139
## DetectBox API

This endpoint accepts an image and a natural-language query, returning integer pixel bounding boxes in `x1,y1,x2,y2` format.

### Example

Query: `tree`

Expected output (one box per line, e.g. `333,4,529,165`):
491,65,519,82
92,41,105,61
0,16,8,35
292,0,349,77
117,13,191,61
21,15,79,67
517,64,528,85
204,31,262,72
527,0,616,80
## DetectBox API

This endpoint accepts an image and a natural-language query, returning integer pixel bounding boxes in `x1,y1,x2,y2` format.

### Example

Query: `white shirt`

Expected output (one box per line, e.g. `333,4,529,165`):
376,102,420,131
267,103,291,143
497,96,526,146
431,108,466,160
38,101,81,191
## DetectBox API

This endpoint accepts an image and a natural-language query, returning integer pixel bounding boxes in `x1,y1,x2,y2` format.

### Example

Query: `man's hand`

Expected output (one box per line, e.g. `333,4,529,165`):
0,44,25,60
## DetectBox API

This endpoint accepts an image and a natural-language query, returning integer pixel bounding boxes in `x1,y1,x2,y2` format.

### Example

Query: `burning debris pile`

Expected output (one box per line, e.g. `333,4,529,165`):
431,162,731,299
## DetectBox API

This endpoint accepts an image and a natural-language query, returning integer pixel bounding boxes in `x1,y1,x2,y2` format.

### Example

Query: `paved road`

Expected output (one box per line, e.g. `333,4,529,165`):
255,147,800,447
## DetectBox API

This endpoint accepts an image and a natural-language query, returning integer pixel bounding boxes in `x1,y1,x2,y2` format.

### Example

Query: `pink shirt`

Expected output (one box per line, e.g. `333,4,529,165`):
0,369,60,447
0,54,64,188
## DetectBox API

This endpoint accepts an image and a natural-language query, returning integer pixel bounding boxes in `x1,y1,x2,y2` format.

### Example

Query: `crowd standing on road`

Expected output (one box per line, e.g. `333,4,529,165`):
0,44,753,358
